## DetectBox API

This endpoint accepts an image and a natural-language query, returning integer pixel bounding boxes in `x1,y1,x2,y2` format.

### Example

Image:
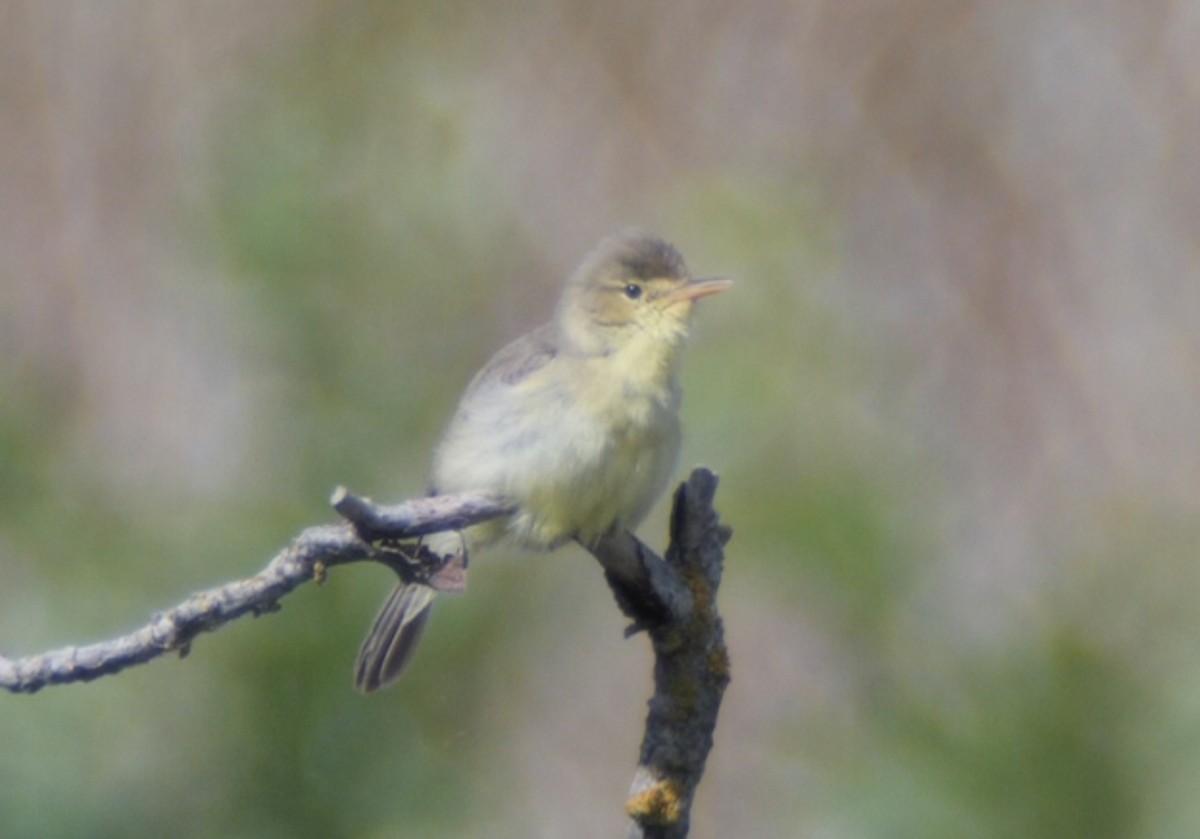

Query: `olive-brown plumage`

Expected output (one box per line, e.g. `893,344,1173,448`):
355,230,729,691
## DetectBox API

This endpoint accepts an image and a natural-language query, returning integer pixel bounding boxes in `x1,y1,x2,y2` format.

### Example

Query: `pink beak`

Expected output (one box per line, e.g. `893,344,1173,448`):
665,277,733,304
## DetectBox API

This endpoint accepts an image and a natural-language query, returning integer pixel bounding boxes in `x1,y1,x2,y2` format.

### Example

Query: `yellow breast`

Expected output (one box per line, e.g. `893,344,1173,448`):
432,337,683,550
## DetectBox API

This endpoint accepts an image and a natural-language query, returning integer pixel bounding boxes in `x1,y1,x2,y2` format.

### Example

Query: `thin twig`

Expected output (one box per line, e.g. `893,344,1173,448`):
0,490,509,694
0,472,732,839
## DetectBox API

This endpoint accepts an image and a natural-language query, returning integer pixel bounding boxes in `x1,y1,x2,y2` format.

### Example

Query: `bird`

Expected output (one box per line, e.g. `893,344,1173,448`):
354,229,730,692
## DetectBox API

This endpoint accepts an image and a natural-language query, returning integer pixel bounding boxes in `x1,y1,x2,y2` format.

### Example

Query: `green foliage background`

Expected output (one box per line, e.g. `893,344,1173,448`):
4,3,1200,837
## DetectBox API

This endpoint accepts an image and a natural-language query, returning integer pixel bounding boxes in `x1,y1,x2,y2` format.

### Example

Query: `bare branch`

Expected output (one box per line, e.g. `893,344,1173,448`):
594,468,732,839
331,486,514,541
0,491,509,694
0,472,732,838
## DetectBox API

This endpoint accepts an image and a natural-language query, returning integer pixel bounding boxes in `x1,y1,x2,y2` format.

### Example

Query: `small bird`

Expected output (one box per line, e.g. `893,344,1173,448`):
354,229,730,692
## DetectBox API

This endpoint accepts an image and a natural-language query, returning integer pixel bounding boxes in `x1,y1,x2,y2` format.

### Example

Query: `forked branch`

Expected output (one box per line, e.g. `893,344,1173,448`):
0,470,731,838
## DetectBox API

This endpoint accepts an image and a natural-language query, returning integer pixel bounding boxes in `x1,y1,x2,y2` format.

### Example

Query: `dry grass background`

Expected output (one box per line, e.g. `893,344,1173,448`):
4,2,1200,837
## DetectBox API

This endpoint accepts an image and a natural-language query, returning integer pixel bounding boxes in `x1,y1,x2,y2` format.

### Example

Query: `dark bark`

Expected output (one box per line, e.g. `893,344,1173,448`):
1,471,731,838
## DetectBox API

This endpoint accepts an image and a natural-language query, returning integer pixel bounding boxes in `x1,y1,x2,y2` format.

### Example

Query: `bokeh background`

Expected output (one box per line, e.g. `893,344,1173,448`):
4,2,1200,837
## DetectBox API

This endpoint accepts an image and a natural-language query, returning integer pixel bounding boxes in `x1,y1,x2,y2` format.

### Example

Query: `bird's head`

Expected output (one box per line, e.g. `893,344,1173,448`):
556,229,730,356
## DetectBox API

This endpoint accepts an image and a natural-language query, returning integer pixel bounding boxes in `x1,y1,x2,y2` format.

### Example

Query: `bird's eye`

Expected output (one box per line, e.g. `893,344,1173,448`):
623,283,643,300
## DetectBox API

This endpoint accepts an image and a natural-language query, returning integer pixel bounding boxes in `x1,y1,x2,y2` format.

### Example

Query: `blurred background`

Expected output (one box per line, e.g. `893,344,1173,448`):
3,1,1200,837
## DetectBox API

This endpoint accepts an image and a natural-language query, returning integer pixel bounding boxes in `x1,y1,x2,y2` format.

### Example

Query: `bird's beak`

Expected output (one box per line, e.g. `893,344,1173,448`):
664,276,733,304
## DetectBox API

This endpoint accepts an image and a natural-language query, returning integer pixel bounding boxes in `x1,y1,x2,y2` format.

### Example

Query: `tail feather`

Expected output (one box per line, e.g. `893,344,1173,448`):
354,583,438,693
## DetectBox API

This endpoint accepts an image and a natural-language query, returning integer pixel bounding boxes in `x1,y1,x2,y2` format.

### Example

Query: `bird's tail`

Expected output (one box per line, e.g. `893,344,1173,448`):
354,581,438,693
354,530,466,692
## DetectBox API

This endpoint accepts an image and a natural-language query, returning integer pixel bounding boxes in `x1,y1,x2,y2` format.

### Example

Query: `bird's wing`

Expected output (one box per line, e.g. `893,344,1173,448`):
426,324,561,496
466,324,559,392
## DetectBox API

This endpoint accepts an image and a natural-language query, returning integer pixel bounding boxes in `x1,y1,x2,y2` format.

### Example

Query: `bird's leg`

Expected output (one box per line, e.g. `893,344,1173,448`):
372,532,468,593
376,537,429,583
428,533,468,594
